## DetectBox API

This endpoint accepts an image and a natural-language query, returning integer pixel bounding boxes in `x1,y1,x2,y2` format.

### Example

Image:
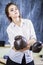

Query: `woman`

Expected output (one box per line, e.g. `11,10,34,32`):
5,2,37,65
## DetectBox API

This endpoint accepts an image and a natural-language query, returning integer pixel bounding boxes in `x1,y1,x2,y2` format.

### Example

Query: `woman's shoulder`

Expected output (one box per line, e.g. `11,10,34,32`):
22,18,32,25
6,22,14,32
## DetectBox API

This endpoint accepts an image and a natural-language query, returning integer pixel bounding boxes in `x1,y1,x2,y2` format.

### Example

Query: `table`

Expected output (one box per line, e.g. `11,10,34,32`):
0,46,43,65
0,45,10,65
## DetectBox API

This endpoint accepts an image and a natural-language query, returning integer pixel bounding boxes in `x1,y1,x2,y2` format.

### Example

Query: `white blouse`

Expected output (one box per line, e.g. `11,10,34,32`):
6,18,37,64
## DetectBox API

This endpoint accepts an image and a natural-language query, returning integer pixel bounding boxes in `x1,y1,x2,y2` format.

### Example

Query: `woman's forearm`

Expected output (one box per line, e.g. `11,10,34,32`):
13,38,37,52
27,38,37,46
18,38,37,51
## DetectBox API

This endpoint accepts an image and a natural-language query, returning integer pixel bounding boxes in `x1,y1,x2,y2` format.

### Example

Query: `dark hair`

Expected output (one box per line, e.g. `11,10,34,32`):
5,2,21,22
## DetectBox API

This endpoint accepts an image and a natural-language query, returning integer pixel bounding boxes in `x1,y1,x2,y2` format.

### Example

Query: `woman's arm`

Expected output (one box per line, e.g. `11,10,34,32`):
13,20,37,52
13,38,36,52
19,38,36,51
6,27,14,48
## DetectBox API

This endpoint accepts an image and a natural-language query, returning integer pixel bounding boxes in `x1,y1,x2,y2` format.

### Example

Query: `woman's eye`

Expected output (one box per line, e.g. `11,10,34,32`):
10,9,13,11
10,7,18,12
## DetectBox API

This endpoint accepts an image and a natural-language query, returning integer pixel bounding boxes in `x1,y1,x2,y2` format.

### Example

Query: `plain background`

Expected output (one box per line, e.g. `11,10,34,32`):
0,0,43,44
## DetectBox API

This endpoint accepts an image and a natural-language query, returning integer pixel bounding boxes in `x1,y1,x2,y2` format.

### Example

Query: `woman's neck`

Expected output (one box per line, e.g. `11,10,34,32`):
12,17,21,26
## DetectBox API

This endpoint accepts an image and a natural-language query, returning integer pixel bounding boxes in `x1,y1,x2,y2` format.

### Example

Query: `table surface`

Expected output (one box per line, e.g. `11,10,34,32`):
0,46,43,65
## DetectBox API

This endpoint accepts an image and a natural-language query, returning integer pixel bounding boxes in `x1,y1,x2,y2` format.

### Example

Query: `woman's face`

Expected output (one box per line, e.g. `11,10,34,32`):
8,4,20,19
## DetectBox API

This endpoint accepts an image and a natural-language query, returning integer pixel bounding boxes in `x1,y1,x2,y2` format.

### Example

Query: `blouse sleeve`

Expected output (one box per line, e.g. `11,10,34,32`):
28,20,37,40
6,27,14,47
